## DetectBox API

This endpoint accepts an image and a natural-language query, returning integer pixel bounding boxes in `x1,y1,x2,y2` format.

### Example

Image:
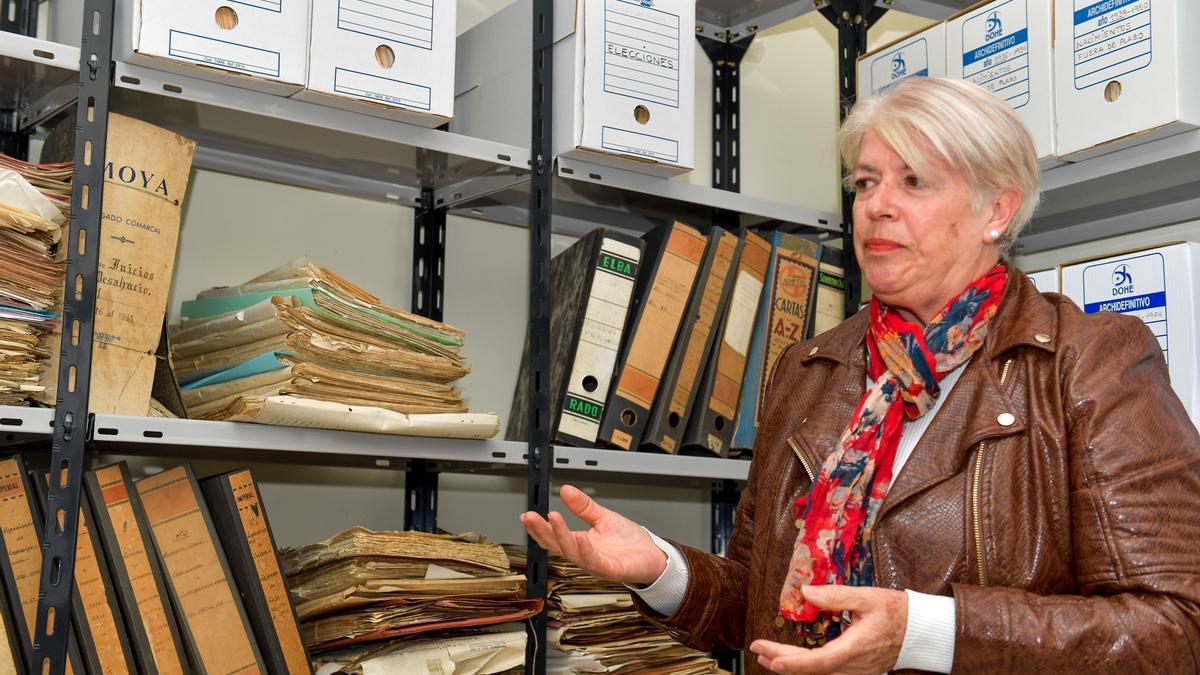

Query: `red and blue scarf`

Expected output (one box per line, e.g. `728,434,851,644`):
778,264,1008,642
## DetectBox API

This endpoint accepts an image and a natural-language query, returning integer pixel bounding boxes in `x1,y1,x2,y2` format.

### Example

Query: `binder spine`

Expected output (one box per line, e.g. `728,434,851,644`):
646,230,740,453
201,469,312,675
684,231,770,456
599,223,706,450
29,471,135,675
86,462,189,674
555,236,642,446
0,457,85,674
136,465,265,674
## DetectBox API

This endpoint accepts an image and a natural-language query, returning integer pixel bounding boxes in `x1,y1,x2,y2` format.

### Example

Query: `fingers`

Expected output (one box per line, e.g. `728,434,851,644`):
750,636,858,674
560,484,610,527
518,512,561,556
800,584,872,613
549,510,583,562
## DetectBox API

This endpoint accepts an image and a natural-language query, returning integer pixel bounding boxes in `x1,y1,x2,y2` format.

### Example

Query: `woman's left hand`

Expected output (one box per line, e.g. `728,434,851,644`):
750,585,908,674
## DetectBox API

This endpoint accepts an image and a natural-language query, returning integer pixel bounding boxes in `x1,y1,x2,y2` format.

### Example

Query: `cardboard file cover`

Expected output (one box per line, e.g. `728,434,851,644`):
507,229,645,446
135,465,265,674
85,462,188,674
682,231,771,456
201,468,311,675
812,248,846,337
0,455,85,674
598,221,706,450
29,470,135,675
0,566,21,675
643,228,740,453
732,233,822,452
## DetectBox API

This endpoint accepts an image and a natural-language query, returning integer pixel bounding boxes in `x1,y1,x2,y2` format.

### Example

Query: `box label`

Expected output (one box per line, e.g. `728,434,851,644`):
600,126,680,162
869,38,930,96
961,0,1031,108
1081,252,1168,363
167,30,281,77
231,0,282,12
1072,0,1152,90
333,67,432,110
602,0,681,108
337,0,435,51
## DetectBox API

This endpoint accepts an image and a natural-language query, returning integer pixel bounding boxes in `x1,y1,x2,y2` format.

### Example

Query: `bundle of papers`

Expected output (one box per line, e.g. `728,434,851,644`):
313,629,527,675
281,526,540,669
172,258,499,438
0,157,70,405
509,546,718,675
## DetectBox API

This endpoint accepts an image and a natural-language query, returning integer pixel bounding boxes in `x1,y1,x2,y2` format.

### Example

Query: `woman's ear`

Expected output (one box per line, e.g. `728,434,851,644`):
982,188,1022,244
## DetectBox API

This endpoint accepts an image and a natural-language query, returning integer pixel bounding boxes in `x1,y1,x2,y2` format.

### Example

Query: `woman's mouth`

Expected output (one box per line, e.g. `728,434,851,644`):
864,238,903,253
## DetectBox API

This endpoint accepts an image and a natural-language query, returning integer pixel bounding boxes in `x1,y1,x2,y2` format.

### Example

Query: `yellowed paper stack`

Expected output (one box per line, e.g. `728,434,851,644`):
280,526,539,671
31,115,196,415
172,258,499,439
0,155,70,405
507,547,717,675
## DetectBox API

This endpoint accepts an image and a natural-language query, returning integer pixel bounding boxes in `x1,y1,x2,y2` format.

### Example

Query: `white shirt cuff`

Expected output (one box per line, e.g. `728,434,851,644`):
624,528,689,617
894,590,956,673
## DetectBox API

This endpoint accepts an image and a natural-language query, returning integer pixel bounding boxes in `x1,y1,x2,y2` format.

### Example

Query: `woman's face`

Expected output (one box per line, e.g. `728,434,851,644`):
851,129,1016,324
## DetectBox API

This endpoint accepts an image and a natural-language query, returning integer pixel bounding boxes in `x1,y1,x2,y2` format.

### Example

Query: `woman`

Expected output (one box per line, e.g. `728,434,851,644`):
521,77,1200,673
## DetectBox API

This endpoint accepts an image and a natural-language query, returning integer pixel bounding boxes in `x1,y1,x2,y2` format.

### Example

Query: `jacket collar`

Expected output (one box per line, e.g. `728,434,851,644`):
800,262,1057,369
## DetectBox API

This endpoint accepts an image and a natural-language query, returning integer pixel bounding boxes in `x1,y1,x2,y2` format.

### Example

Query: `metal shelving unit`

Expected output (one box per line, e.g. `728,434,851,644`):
5,0,1198,670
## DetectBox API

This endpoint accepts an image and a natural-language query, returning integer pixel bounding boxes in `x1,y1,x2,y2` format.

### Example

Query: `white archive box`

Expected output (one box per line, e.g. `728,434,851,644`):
114,0,309,95
454,0,695,176
1026,267,1060,292
947,0,1058,166
1061,242,1200,423
856,22,947,100
1054,0,1200,159
293,0,456,126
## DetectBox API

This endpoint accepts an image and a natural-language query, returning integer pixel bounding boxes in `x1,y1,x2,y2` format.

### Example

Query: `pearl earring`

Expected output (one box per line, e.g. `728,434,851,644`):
988,230,1001,241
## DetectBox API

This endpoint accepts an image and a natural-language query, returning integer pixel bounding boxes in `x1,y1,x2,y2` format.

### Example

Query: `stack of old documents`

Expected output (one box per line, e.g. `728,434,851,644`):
507,547,717,674
171,258,499,438
281,527,541,674
0,156,71,405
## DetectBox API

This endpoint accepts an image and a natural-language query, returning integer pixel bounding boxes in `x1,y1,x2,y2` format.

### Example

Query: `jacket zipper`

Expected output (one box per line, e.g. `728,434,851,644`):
972,358,1014,587
786,437,817,483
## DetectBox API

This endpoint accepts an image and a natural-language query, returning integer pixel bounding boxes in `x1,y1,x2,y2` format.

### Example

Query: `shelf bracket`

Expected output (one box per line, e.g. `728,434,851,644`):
820,0,887,318
403,459,439,532
32,0,115,672
404,187,447,534
698,33,754,227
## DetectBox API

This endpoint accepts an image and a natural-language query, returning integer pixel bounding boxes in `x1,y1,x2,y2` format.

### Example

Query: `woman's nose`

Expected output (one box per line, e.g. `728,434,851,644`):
864,180,897,220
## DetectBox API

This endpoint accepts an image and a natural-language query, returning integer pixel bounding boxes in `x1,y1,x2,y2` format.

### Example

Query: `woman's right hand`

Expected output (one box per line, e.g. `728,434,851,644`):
519,484,668,587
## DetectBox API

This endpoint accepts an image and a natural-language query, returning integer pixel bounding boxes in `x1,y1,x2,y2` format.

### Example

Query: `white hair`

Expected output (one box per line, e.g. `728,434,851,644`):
838,77,1041,256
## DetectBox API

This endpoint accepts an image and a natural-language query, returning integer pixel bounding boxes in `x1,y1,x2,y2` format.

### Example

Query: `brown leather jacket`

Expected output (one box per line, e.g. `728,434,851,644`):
633,267,1200,673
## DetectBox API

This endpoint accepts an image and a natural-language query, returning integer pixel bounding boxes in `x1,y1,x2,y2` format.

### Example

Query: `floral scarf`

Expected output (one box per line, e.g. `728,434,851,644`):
777,263,1008,642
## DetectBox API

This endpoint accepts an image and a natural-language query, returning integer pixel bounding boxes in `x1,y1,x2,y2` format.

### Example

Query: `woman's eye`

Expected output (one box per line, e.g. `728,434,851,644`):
905,175,926,188
854,178,876,191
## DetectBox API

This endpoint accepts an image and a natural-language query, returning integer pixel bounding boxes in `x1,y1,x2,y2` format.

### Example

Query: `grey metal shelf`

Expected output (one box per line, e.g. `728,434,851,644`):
450,160,844,238
696,0,968,45
0,406,749,482
0,32,79,131
1020,129,1200,254
109,62,530,209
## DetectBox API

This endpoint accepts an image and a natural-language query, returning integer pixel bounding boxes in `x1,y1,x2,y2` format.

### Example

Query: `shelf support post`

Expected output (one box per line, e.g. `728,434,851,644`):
527,0,556,666
698,33,754,226
820,0,886,318
405,187,447,533
32,0,115,672
711,478,742,673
